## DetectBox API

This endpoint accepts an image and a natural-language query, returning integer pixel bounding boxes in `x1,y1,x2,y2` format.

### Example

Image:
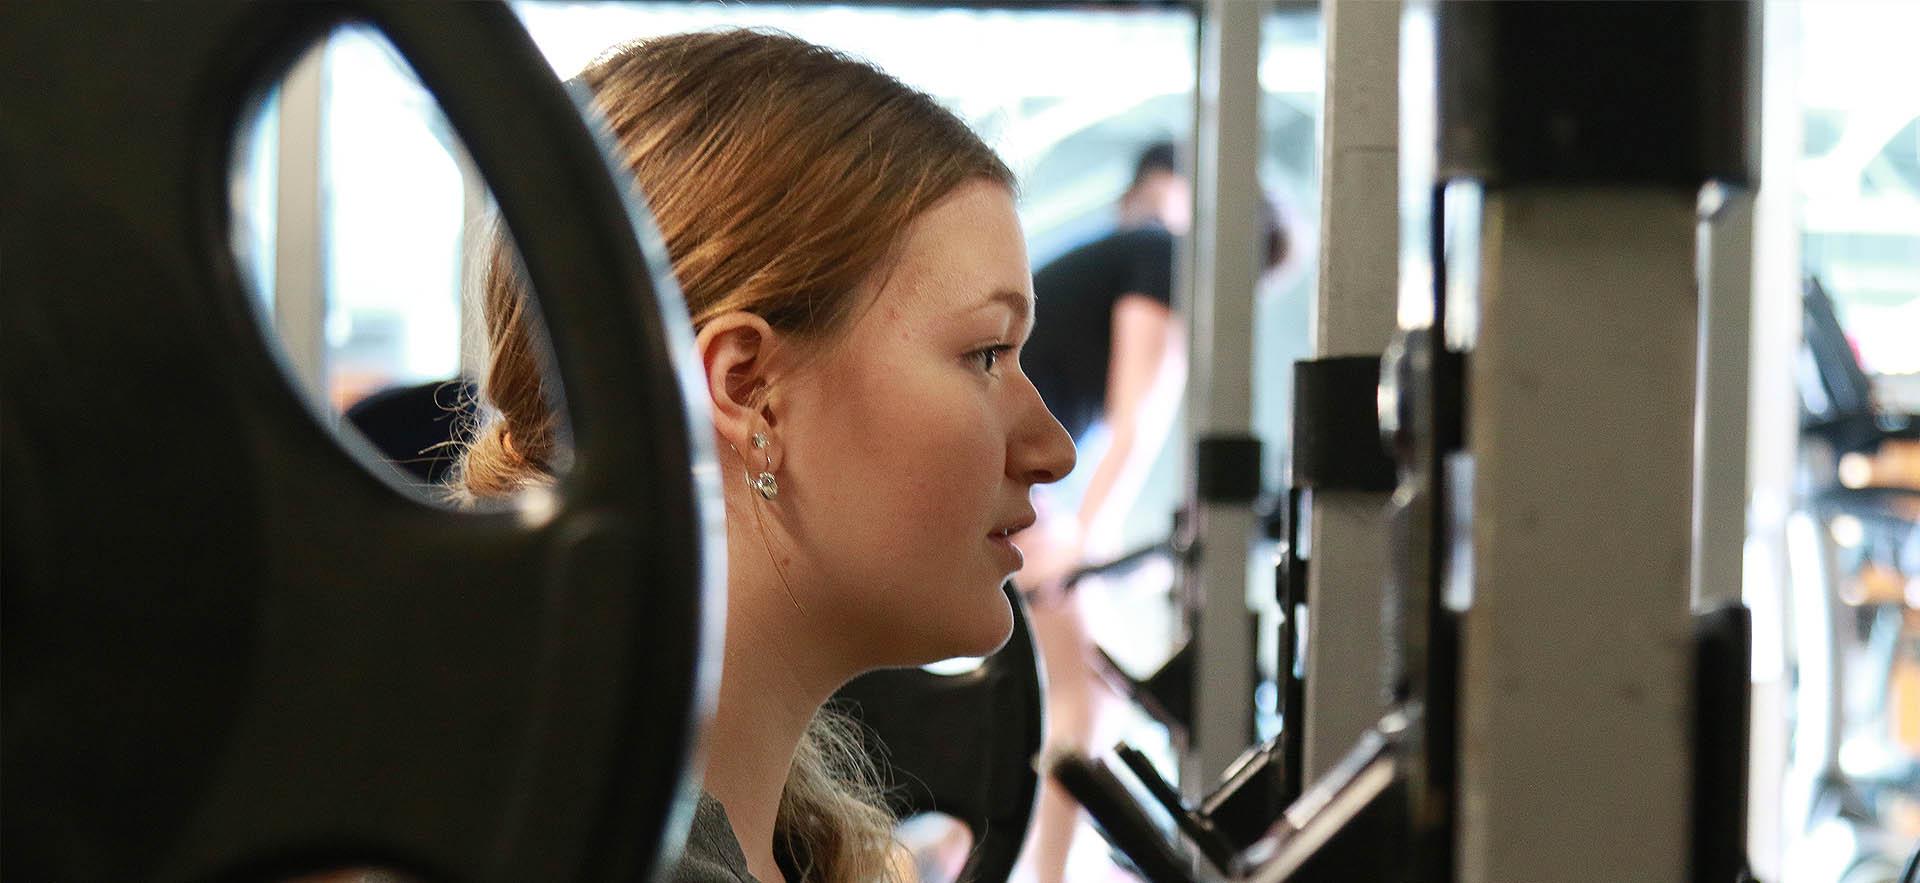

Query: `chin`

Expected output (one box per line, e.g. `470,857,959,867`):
906,582,1014,664
955,605,1016,659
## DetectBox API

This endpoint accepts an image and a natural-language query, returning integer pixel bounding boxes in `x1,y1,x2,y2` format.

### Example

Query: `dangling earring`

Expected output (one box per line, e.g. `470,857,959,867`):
748,432,778,500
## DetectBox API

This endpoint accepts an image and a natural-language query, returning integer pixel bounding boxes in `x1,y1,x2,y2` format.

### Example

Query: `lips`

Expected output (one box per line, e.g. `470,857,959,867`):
988,525,1026,571
989,510,1037,539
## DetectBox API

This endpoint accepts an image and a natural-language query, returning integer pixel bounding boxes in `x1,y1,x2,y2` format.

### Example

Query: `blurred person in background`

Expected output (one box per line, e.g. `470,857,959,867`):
1013,141,1289,883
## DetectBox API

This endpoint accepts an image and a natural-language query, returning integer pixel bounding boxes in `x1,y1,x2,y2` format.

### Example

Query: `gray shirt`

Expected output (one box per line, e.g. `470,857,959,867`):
671,792,760,883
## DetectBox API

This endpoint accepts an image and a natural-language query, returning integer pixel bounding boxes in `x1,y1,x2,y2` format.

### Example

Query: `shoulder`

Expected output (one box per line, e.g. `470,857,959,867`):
1113,225,1175,303
668,792,758,883
1114,224,1175,251
1068,225,1173,262
1035,226,1167,288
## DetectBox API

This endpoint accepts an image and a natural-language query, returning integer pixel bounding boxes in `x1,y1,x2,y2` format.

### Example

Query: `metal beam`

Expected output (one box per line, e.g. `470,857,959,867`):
458,146,490,381
1301,0,1400,787
1457,189,1698,883
271,46,330,415
1185,0,1264,790
1743,5,1804,877
1693,184,1754,611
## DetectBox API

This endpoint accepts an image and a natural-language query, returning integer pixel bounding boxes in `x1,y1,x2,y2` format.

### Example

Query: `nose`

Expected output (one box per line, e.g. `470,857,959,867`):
1008,374,1075,485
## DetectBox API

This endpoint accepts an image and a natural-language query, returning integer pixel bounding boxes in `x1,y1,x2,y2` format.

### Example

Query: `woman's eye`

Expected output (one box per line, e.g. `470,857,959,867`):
969,344,1014,375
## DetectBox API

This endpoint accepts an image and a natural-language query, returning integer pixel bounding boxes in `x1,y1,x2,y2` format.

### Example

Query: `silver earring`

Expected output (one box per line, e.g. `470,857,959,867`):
747,432,777,499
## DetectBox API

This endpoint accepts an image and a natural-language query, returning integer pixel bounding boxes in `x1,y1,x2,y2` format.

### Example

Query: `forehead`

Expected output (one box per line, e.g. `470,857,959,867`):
868,180,1031,322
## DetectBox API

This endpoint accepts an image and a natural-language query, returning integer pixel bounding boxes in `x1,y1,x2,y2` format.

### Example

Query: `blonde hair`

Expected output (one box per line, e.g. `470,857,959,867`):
454,29,1014,882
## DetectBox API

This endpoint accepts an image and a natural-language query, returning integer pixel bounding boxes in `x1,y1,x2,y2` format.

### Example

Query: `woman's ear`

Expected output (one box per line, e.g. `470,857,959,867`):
695,312,779,458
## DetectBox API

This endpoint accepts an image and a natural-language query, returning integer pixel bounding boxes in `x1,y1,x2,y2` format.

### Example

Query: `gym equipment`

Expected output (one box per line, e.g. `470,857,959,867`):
1047,3,1760,881
1054,374,1361,818
1033,523,1192,742
1183,0,1268,788
1781,275,1920,883
2,3,721,880
1801,278,1920,460
834,583,1045,883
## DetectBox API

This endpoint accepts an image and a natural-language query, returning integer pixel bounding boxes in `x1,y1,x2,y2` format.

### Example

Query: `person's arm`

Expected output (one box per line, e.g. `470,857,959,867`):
1072,293,1184,548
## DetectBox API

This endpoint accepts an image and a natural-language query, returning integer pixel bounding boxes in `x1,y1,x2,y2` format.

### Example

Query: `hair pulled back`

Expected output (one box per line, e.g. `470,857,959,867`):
454,29,1014,883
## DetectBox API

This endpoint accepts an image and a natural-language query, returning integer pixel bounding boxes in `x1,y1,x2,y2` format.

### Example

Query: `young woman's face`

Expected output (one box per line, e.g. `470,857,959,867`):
776,179,1075,666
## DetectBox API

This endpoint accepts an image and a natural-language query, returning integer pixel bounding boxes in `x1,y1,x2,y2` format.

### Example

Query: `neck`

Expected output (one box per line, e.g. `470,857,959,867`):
705,509,848,883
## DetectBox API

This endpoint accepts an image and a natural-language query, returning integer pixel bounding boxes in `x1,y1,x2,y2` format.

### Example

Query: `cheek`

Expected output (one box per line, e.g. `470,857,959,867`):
791,354,1014,660
849,374,1000,530
808,364,1003,559
903,380,1001,503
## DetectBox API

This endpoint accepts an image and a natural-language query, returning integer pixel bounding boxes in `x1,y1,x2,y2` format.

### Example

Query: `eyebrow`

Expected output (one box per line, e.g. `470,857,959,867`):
978,288,1034,324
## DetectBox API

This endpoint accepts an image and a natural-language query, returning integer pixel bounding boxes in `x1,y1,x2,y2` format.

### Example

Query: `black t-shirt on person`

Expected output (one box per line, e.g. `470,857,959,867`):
1022,224,1176,442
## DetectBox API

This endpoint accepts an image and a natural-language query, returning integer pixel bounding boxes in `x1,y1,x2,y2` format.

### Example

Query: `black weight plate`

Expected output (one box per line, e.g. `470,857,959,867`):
0,3,720,880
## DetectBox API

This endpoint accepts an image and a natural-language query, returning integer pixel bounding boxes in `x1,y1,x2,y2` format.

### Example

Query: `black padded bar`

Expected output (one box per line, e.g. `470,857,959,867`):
1198,737,1288,854
1046,752,1197,883
1090,642,1194,738
1691,604,1752,883
1437,0,1755,187
1196,434,1265,503
1113,744,1236,872
1292,356,1396,493
1247,726,1406,882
